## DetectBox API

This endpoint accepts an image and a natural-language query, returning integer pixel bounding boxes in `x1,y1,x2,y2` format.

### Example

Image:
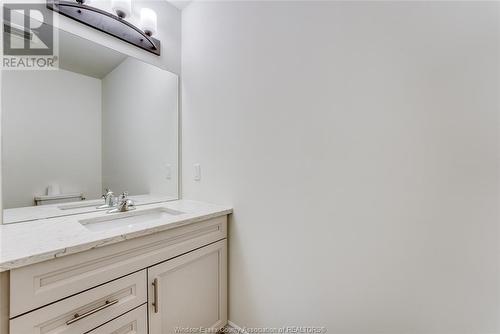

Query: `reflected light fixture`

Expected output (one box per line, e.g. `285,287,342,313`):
111,0,131,19
140,8,157,37
47,0,161,55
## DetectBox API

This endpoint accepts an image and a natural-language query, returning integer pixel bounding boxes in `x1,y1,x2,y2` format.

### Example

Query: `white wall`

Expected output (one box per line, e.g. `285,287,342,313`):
102,57,178,198
2,70,102,208
182,2,500,333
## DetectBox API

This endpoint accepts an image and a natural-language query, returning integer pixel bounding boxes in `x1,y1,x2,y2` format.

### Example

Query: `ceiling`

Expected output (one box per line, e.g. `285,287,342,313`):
167,0,192,10
59,29,127,79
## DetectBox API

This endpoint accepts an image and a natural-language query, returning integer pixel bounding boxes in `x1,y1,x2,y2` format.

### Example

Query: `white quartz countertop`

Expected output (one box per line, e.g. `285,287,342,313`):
0,200,232,272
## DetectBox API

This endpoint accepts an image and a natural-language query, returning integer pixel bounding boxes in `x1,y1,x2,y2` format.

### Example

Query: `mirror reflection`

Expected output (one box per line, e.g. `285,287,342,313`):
1,28,179,224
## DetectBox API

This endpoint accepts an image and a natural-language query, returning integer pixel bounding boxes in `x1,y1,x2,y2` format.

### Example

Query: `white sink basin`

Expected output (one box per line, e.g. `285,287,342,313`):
79,207,185,232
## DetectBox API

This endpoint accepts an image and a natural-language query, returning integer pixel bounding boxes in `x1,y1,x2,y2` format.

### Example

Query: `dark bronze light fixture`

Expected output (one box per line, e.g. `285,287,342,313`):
47,0,161,56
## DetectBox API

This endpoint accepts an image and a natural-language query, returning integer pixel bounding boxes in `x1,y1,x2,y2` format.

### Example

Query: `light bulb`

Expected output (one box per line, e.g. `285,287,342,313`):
111,0,131,18
140,8,157,37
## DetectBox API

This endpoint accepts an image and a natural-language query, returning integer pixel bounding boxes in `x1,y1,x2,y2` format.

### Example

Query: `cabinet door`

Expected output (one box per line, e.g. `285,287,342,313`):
148,240,227,334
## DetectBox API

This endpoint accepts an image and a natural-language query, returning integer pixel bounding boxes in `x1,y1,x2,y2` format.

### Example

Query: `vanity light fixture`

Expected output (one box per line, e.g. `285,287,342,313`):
46,0,161,55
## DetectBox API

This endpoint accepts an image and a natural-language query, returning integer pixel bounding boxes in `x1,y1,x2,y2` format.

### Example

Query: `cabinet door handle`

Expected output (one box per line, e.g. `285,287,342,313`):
152,278,159,313
66,299,119,325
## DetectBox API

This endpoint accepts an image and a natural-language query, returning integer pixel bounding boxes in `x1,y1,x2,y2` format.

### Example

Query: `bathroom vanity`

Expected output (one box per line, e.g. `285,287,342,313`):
0,200,231,334
0,5,226,334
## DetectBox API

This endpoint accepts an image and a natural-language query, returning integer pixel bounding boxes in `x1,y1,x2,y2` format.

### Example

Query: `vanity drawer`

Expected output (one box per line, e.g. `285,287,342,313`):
10,215,227,317
10,270,147,334
87,305,147,334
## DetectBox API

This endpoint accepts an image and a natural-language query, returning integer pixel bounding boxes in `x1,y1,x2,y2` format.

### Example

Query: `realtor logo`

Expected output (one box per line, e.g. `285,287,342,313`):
2,2,58,69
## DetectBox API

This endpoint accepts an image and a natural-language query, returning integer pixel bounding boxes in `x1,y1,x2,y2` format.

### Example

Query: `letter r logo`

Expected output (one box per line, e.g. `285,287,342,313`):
3,3,54,55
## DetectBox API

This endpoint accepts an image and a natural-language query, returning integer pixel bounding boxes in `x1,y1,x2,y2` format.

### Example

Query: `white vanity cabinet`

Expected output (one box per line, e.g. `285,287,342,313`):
6,214,228,334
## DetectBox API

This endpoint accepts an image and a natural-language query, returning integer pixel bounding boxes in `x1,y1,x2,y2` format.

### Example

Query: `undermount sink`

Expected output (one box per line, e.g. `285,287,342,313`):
79,207,185,232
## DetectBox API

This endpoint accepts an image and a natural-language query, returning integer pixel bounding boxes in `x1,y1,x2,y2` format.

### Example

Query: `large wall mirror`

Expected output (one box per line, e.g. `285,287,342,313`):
1,27,179,224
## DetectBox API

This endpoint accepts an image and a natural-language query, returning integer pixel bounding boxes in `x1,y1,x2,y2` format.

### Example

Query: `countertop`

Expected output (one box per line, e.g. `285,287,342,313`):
0,200,232,272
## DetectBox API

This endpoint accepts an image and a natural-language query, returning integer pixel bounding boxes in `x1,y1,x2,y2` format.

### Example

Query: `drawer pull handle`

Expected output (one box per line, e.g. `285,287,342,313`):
152,278,159,313
66,299,119,325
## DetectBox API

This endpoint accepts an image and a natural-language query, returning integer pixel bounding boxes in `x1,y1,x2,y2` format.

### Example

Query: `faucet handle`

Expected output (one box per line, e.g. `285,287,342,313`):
125,198,135,210
120,191,129,200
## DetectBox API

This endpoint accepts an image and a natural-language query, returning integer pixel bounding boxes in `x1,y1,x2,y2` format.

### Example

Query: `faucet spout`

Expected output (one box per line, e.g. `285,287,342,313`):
107,192,135,213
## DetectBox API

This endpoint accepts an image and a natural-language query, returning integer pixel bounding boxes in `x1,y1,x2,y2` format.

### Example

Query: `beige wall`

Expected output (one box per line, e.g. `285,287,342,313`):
182,1,500,333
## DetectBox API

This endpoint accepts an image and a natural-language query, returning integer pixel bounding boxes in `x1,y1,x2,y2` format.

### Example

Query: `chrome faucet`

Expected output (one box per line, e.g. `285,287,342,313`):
98,189,115,209
107,192,135,213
